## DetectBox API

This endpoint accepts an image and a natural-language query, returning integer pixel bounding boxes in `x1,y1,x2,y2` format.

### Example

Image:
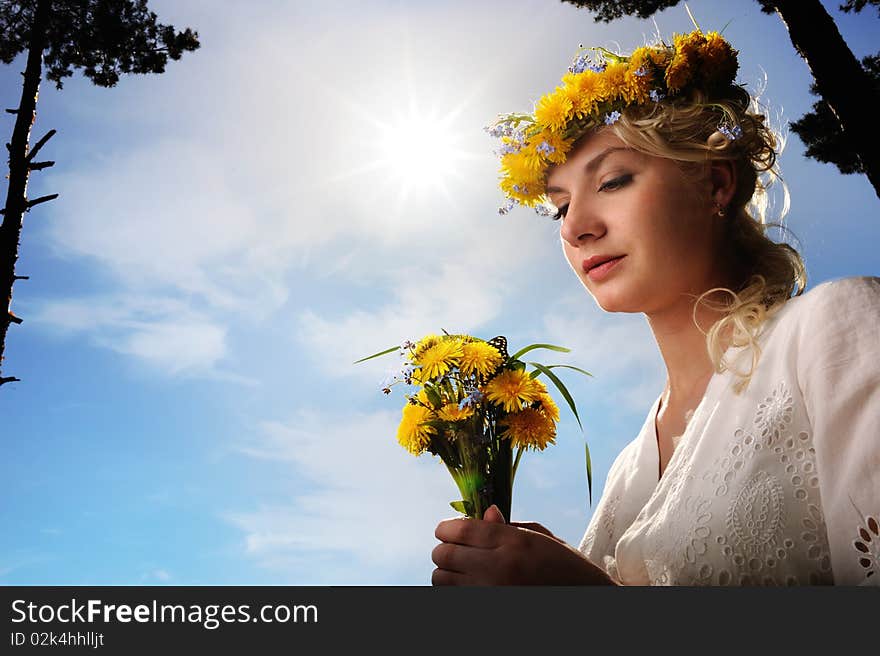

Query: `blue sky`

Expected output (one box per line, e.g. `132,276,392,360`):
1,0,877,585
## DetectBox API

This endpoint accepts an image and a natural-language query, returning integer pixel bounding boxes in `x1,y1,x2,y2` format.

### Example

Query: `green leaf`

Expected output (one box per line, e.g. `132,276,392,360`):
528,361,592,506
530,363,593,378
424,386,442,409
585,441,593,507
353,345,399,364
450,500,474,517
509,343,571,362
528,362,584,432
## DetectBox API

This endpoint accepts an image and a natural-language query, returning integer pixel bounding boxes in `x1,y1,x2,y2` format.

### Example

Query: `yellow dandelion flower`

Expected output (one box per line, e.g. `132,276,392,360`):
413,337,464,383
500,176,545,206
500,407,556,451
536,391,560,423
598,62,629,102
628,46,653,71
437,402,474,422
674,30,707,57
483,369,543,413
459,341,504,378
534,87,574,132
413,334,442,359
648,47,671,69
500,147,544,180
396,400,436,456
500,145,546,205
700,31,738,85
664,56,692,93
666,31,705,93
562,70,601,118
530,377,548,395
623,66,653,104
533,130,573,165
518,141,545,173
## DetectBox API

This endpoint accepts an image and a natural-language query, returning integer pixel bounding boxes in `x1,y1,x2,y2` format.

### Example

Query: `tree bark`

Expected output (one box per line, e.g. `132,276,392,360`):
770,0,880,199
0,0,53,385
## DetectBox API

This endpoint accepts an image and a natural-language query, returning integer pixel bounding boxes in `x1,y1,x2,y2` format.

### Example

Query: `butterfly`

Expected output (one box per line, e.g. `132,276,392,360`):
486,335,509,361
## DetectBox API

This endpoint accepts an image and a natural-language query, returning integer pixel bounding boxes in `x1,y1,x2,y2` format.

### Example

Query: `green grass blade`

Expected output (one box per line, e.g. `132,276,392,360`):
545,364,593,377
353,345,399,364
509,343,570,361
585,441,593,506
528,362,583,432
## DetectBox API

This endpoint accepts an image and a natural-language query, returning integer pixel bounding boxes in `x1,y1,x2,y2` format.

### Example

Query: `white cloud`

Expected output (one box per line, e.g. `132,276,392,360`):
296,212,564,384
0,553,54,582
227,410,457,584
27,294,235,378
141,568,172,583
29,0,595,381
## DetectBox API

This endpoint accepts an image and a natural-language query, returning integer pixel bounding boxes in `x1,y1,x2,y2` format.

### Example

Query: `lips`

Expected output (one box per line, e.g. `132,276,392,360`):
582,254,624,273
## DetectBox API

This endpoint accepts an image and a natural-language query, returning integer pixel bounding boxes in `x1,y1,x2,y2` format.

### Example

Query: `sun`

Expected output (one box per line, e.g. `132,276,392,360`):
372,108,466,195
316,73,482,220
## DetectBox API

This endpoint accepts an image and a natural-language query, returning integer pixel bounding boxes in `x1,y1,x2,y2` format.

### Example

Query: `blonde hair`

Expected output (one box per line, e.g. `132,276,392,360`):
609,84,807,393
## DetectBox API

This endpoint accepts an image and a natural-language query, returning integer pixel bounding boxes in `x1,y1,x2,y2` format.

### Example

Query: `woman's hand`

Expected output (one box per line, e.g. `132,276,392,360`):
431,505,618,586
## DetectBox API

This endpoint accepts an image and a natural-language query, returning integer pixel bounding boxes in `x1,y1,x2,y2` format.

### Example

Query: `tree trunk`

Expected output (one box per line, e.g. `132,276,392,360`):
0,0,53,386
771,0,880,200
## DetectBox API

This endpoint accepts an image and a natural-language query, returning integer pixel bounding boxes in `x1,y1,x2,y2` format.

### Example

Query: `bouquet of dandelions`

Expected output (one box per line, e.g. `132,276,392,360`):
357,332,592,522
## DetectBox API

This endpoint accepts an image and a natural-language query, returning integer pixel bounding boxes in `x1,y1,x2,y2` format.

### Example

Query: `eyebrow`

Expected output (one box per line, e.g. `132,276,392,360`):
546,146,634,194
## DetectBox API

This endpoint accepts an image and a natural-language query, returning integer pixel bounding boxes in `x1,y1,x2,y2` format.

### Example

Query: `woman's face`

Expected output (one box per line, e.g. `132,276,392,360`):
546,129,725,316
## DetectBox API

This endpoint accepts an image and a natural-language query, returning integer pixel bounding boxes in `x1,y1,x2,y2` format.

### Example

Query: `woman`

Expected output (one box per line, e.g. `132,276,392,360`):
431,29,879,585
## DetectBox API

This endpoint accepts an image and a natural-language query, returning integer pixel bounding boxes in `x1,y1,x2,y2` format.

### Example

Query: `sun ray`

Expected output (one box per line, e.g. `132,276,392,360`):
292,26,490,222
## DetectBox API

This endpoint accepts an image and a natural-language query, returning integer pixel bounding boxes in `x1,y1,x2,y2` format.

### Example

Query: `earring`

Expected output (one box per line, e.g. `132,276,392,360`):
714,202,726,217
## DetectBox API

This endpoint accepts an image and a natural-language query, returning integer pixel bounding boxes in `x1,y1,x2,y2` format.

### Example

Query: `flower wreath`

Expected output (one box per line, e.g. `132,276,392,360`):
486,29,742,215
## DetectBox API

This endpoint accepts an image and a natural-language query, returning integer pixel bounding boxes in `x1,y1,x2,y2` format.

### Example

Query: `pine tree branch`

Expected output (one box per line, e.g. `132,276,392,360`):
8,312,22,325
25,193,58,209
28,160,54,171
0,376,21,386
26,128,55,161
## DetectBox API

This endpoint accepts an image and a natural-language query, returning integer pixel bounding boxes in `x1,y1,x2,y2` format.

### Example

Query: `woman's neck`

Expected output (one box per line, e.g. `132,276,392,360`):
646,293,728,402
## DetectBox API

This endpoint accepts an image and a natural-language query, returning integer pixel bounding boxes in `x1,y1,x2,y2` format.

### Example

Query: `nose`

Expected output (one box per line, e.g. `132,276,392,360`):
559,197,604,247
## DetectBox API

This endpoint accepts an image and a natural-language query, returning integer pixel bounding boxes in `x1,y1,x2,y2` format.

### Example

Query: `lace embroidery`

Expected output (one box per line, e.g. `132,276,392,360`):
601,493,621,544
696,379,831,584
853,514,879,582
801,503,832,577
726,470,785,558
754,381,794,446
616,376,845,585
647,489,714,585
579,493,621,558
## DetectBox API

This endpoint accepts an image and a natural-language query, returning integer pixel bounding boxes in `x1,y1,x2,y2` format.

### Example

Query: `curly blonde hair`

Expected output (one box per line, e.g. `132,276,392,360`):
608,84,807,393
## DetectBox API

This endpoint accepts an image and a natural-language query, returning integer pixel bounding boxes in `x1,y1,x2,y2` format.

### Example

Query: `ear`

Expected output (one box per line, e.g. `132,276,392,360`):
708,159,737,210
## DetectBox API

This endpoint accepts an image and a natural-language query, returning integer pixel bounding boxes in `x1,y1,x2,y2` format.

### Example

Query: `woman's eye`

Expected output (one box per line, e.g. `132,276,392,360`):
554,204,569,221
599,174,632,192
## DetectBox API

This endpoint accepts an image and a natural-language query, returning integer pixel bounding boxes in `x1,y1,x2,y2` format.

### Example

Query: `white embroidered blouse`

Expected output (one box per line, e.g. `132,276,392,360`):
577,276,880,586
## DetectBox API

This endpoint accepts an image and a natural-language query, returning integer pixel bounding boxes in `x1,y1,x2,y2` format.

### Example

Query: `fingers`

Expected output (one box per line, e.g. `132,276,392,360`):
431,542,466,574
482,504,506,524
509,521,561,541
431,568,470,586
435,516,503,548
432,541,503,583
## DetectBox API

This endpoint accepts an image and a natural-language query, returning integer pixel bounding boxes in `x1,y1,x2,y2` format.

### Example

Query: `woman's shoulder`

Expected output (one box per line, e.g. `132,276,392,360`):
759,276,880,381
772,275,880,332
